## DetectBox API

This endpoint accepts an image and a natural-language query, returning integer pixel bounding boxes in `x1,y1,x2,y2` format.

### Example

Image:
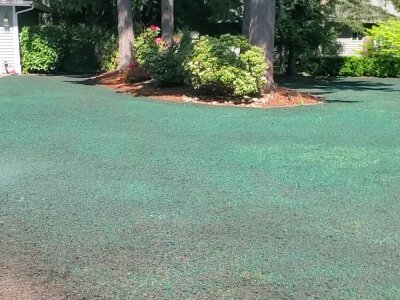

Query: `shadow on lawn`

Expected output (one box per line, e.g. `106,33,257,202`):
324,99,361,104
68,74,400,93
63,74,399,105
58,73,99,85
276,75,400,95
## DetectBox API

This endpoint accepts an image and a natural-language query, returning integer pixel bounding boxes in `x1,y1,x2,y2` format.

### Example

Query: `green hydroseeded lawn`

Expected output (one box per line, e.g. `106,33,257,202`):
0,75,399,299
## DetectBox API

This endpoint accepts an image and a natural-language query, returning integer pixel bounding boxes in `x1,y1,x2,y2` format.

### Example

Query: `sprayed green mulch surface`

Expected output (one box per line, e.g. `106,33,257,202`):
0,75,399,299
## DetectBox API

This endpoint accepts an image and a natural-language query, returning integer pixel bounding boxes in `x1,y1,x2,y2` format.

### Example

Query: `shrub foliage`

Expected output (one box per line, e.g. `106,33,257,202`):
95,33,119,72
134,27,267,97
19,26,67,73
365,20,400,58
302,56,400,78
20,25,118,73
134,26,192,86
184,35,267,97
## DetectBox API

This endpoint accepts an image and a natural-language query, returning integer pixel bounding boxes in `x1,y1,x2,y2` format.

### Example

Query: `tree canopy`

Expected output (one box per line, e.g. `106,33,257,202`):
44,0,400,78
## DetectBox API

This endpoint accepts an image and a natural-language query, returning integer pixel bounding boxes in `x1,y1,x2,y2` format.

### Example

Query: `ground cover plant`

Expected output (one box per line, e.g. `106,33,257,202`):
0,75,399,299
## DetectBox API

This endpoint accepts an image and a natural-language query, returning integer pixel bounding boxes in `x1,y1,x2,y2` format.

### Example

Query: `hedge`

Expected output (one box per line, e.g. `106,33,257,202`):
302,56,400,78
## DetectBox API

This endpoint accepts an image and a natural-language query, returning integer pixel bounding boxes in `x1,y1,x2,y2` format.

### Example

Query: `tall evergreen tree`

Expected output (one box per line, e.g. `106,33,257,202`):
117,0,134,70
161,0,174,45
246,0,276,90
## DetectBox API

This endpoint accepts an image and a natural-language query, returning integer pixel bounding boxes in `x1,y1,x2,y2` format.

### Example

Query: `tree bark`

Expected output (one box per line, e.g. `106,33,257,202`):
286,46,297,76
117,0,134,70
248,0,276,91
242,0,251,38
161,0,174,45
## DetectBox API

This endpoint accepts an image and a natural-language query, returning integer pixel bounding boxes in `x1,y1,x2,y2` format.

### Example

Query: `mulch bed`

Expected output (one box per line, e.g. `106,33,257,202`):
92,71,324,108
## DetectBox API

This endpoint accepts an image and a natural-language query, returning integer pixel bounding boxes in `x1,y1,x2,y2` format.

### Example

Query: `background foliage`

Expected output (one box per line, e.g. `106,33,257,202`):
365,20,400,58
22,0,400,78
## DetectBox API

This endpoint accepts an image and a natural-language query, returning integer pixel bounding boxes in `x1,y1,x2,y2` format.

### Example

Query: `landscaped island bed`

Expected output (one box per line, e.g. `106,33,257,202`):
0,75,399,299
95,71,323,108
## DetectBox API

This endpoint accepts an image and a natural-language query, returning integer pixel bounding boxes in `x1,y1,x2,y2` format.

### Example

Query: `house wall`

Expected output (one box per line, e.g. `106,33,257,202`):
337,28,364,56
337,38,364,56
336,0,400,57
0,6,16,74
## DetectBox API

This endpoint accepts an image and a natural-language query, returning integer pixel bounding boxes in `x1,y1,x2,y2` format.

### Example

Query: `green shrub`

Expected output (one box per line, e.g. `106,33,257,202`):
62,26,102,73
62,26,118,72
339,57,365,77
339,56,400,78
96,33,119,72
301,55,400,78
135,26,192,86
135,25,161,65
184,35,267,97
134,29,267,94
300,56,345,77
20,26,68,73
372,56,400,78
20,25,119,73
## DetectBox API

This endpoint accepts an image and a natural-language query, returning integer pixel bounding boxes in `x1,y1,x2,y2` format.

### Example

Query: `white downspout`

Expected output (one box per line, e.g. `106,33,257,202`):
16,6,35,16
14,5,35,74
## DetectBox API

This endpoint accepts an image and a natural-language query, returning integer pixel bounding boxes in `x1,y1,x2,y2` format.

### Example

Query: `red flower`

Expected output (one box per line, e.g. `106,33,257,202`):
149,25,160,31
128,61,139,70
155,37,163,46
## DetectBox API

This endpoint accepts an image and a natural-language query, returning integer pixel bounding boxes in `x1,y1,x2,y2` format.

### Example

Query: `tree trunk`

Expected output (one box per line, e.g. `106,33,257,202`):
278,46,287,74
117,0,134,70
286,46,297,76
161,0,174,45
242,0,251,38
248,0,276,91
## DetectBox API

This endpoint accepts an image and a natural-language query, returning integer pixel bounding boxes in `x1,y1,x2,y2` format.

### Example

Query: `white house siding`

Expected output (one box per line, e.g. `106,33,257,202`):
0,6,16,74
336,0,400,57
337,38,365,56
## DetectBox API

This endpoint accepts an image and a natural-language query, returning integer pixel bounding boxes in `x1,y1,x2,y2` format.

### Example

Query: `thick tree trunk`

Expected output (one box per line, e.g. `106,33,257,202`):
117,0,134,70
161,0,174,45
248,0,276,91
242,0,251,38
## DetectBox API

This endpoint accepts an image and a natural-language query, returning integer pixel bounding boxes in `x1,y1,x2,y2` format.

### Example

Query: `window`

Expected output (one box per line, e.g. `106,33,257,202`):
352,32,363,41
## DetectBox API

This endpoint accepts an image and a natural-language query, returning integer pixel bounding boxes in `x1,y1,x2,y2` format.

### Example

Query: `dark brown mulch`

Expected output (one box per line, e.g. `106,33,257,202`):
92,71,324,108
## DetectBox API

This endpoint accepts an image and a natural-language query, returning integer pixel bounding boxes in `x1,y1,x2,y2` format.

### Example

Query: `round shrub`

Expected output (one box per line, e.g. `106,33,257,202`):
184,35,267,97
